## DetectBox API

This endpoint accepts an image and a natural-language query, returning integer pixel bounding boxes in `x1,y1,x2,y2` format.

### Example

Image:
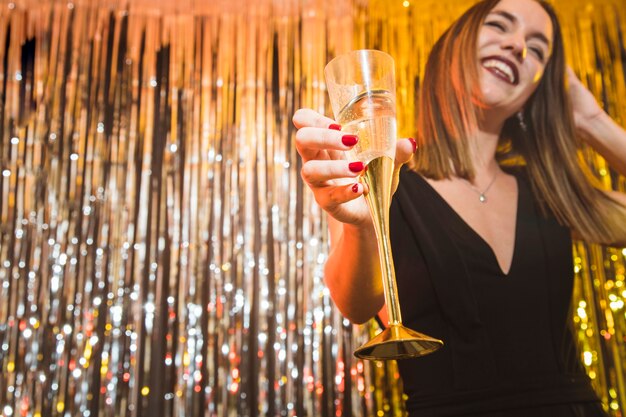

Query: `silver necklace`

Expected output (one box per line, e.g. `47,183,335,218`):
463,170,499,203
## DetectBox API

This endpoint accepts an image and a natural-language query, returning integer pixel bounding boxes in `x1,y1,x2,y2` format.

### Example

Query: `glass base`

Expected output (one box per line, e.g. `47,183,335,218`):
354,324,443,360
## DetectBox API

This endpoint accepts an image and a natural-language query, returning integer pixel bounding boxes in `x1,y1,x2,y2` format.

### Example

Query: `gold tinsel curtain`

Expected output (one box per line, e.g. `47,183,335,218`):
0,0,624,416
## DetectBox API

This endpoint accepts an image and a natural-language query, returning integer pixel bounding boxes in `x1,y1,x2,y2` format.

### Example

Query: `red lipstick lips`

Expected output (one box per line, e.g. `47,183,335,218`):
481,56,519,85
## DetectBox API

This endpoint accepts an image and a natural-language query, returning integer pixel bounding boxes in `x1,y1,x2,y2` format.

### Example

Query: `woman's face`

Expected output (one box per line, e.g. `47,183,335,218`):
476,0,553,117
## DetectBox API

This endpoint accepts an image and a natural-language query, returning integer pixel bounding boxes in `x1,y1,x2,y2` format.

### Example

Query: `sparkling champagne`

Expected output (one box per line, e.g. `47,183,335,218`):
336,89,397,164
338,89,402,324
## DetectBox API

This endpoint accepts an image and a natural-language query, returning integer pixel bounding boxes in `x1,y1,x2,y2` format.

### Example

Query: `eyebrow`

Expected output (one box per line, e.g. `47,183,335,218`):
489,10,552,47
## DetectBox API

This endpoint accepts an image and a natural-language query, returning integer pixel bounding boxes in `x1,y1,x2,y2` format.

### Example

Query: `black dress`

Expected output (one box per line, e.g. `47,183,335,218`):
389,168,608,417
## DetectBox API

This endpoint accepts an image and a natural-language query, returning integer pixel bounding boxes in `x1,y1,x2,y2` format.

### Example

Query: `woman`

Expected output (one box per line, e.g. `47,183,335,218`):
293,0,626,415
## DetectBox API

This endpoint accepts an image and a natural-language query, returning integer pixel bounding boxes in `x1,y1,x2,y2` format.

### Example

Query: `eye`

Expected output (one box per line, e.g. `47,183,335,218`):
485,20,506,31
529,46,545,61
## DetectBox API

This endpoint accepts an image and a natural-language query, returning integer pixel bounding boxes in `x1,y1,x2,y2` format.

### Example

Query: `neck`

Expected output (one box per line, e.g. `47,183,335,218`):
462,124,503,203
467,118,504,179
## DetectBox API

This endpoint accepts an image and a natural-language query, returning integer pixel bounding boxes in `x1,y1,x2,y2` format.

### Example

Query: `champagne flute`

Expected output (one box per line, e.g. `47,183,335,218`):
324,50,443,360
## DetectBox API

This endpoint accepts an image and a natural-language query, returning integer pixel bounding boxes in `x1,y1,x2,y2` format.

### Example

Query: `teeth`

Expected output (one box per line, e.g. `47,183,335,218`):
483,59,515,83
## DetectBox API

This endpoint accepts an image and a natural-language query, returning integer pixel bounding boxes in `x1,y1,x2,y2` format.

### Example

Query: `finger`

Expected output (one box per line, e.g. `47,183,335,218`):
566,66,583,88
295,127,358,161
391,138,416,194
566,66,577,80
301,160,365,186
395,137,416,166
315,182,365,209
293,108,338,130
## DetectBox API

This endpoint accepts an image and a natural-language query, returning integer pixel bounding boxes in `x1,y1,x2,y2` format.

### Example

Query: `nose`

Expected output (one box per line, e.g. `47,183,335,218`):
502,31,527,62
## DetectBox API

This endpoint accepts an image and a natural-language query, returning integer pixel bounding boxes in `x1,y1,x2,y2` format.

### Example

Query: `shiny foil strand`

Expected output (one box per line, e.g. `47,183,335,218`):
563,0,626,414
1,1,626,417
0,0,380,416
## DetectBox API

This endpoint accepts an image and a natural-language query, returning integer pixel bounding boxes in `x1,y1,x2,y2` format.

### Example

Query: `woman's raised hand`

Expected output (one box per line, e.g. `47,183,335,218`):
293,108,371,226
566,66,605,133
293,108,415,226
566,67,626,182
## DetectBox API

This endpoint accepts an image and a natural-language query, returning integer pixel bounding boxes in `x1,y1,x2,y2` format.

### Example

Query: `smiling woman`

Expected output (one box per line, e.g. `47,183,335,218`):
413,0,626,247
478,1,553,109
293,0,626,415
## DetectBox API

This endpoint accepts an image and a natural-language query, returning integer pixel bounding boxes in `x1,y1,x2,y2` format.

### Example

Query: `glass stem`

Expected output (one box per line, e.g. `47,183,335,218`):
362,156,403,327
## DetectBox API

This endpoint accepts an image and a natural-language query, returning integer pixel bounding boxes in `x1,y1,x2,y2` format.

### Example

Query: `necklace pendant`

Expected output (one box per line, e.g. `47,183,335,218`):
479,194,487,203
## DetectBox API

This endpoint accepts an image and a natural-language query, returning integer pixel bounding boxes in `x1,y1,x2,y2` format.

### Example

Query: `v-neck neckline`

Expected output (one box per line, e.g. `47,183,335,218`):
414,171,522,277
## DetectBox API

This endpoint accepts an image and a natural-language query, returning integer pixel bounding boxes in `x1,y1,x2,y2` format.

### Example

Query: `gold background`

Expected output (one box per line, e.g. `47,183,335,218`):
0,0,624,416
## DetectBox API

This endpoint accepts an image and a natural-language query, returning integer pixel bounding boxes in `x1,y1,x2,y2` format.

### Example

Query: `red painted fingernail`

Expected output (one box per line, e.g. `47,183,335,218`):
329,123,342,130
349,161,364,172
408,137,417,153
352,183,360,193
342,135,358,146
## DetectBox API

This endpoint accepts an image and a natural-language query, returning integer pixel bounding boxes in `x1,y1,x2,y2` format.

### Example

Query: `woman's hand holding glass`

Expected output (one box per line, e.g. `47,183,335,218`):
294,105,442,360
293,108,416,227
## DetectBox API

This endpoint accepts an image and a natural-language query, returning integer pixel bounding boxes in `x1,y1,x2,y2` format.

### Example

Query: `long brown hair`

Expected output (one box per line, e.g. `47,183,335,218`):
412,0,626,244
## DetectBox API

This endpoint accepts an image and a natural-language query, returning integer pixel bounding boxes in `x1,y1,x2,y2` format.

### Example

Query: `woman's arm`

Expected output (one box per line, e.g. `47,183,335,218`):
578,109,626,216
293,109,415,323
568,68,626,246
579,108,626,216
568,67,626,177
324,217,385,324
